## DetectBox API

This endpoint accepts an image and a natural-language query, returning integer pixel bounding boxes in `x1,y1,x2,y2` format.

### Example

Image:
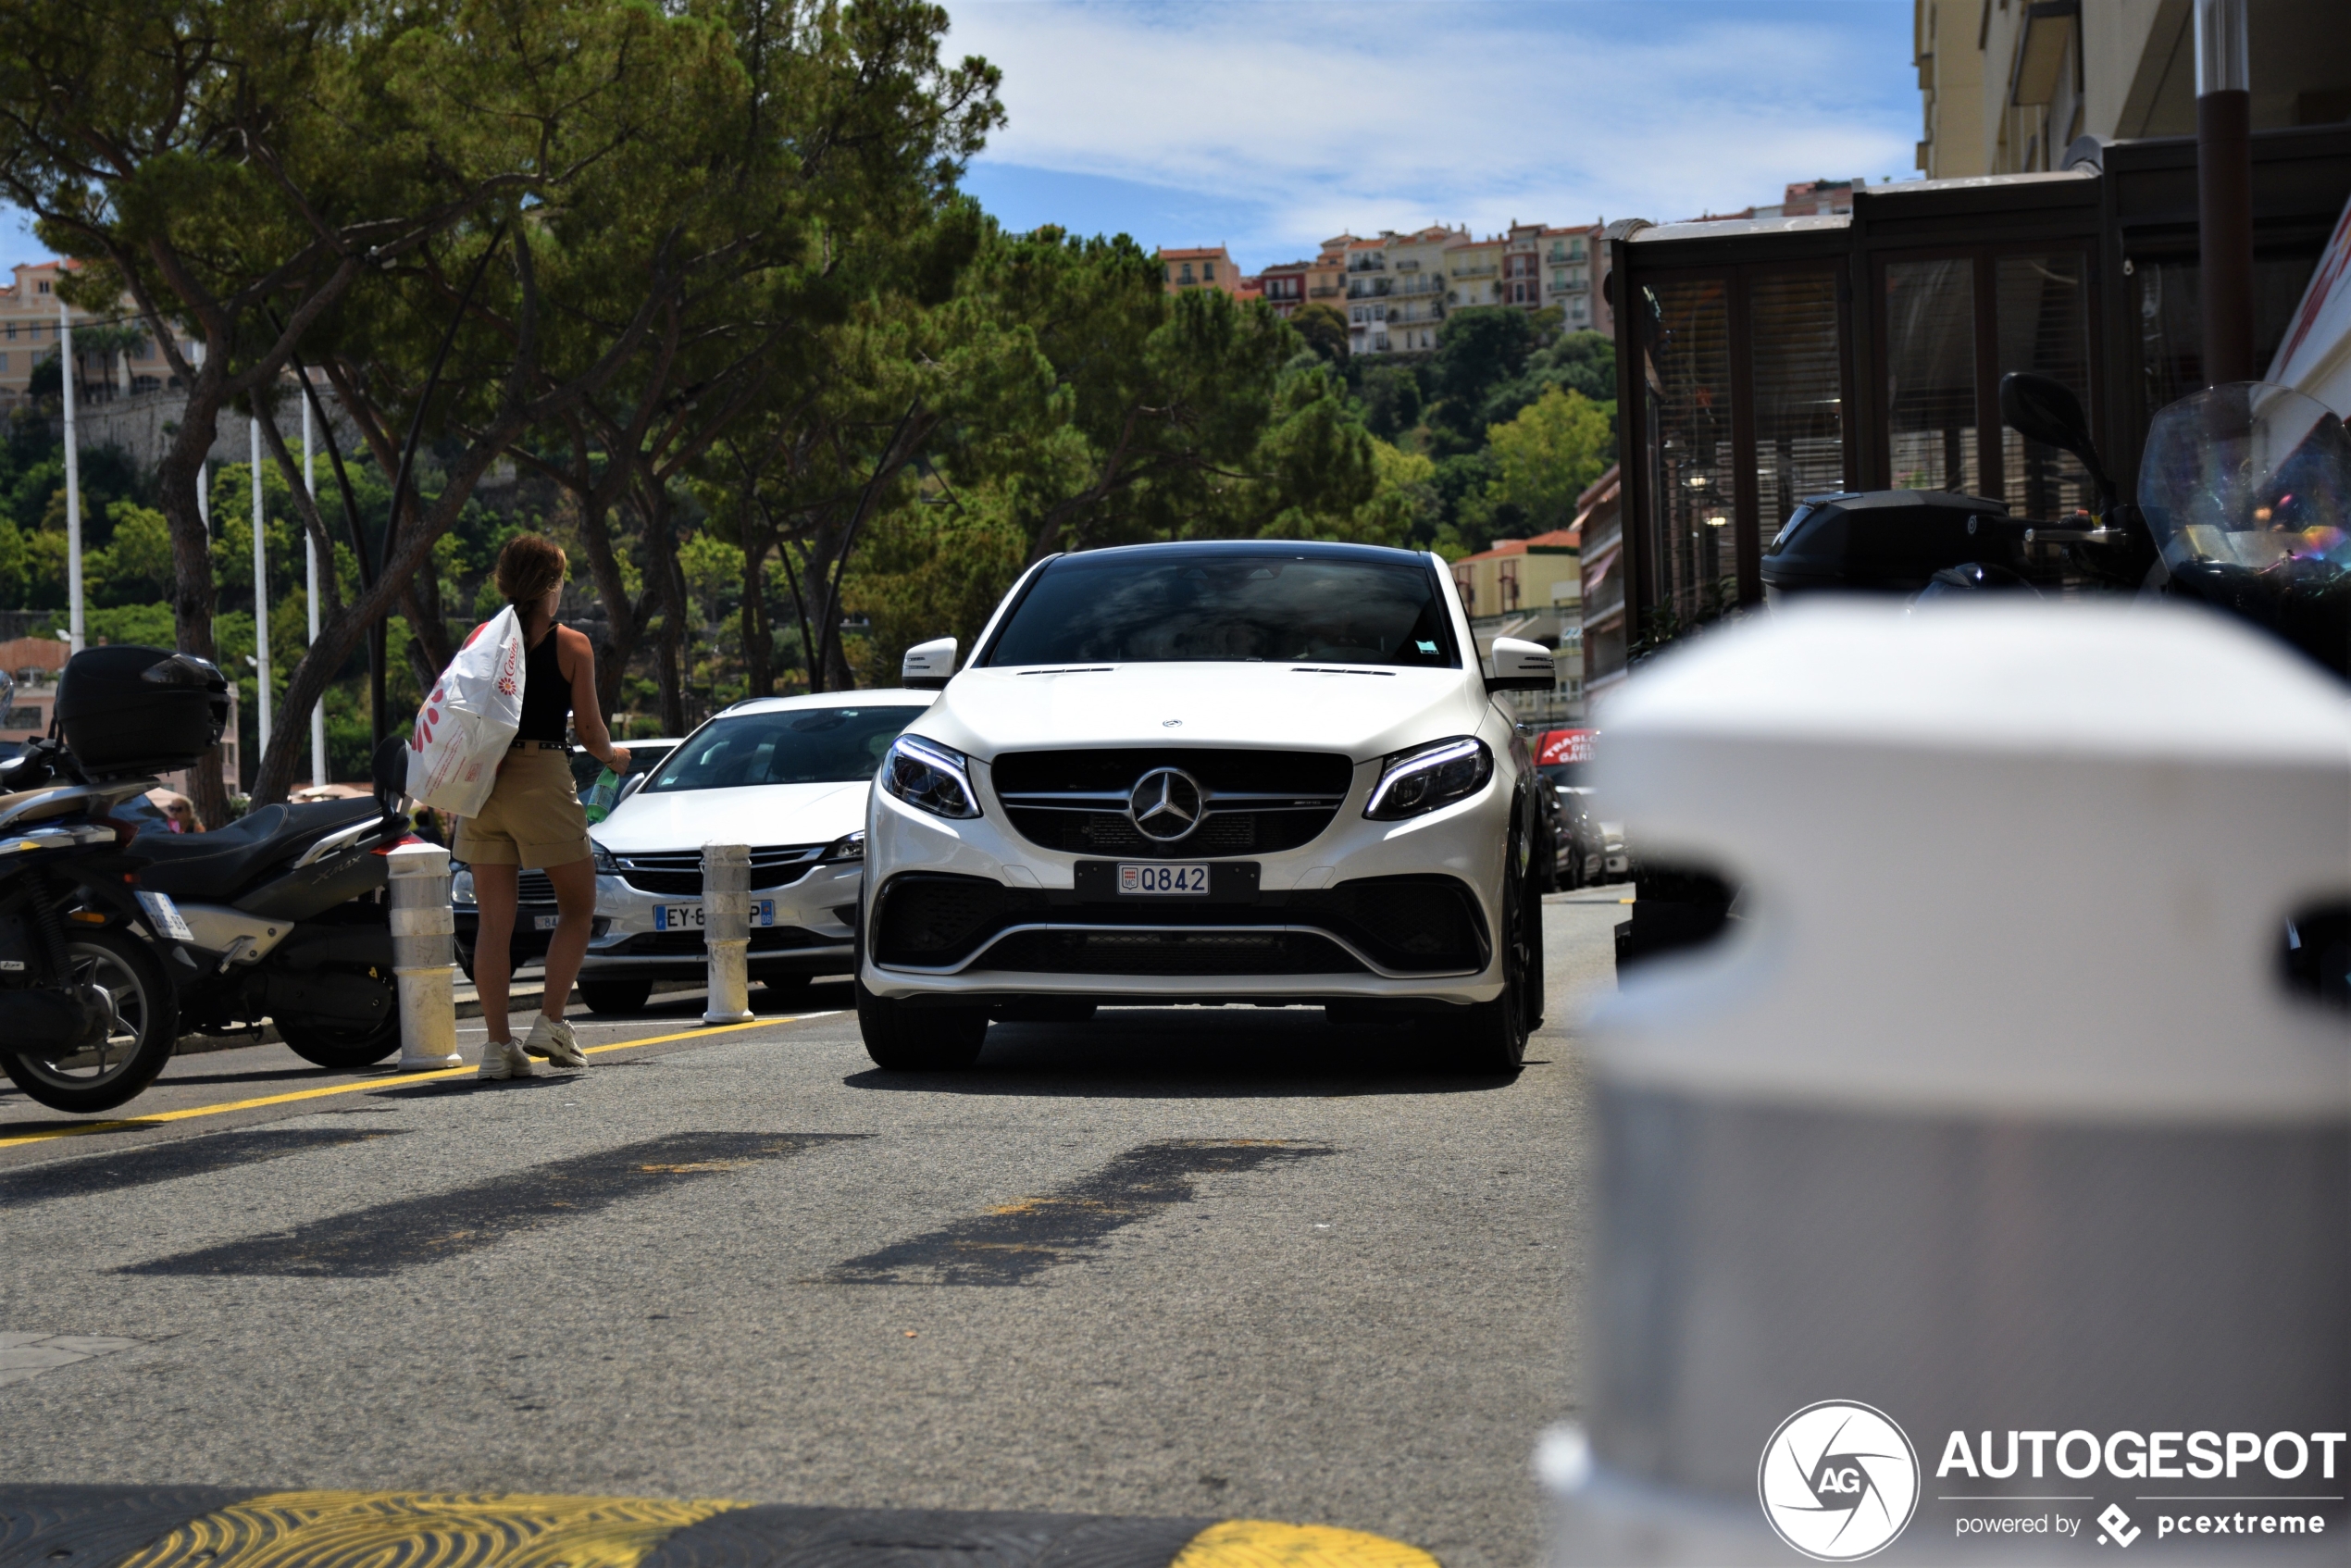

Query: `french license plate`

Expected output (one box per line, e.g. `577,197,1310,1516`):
136,890,195,942
1118,863,1210,895
653,901,777,931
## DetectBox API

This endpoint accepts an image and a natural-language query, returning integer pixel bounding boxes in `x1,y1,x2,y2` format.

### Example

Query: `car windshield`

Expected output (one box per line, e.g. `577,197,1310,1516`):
982,553,1456,667
640,707,926,792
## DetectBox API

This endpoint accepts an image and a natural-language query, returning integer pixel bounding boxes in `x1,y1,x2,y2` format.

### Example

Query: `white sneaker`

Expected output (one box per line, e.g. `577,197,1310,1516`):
478,1037,538,1080
525,1013,587,1069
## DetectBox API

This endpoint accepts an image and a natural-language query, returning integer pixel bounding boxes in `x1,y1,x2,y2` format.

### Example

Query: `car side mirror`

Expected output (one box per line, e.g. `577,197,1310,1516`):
1999,371,2116,501
1485,636,1555,693
902,636,957,691
616,771,649,804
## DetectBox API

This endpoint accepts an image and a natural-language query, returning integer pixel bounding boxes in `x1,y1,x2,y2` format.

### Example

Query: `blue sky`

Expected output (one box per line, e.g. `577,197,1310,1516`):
6,2,1922,279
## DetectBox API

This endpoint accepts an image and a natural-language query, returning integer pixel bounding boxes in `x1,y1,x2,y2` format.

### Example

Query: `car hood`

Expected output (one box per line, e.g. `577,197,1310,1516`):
591,781,867,852
916,663,1486,763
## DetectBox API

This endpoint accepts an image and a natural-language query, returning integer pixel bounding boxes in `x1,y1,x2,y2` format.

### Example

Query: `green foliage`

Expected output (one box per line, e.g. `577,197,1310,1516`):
1290,302,1350,364
90,501,173,604
1429,307,1543,449
1356,363,1424,442
1485,387,1612,536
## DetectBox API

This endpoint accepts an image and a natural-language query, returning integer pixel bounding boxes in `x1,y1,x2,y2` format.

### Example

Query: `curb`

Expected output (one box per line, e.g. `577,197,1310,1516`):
0,1487,1441,1568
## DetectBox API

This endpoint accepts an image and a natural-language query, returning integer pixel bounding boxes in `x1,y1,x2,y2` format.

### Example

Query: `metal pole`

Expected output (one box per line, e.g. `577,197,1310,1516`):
702,842,754,1023
2196,0,2255,385
250,414,270,761
59,302,82,656
303,384,326,787
388,841,464,1070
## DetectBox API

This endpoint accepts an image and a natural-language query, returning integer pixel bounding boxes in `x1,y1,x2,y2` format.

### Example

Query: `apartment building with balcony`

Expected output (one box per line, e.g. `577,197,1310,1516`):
1573,466,1625,704
1446,232,1505,310
1913,0,2348,180
1306,238,1353,316
1500,222,1549,308
1160,245,1238,294
1258,259,1311,317
0,261,193,411
1540,225,1605,333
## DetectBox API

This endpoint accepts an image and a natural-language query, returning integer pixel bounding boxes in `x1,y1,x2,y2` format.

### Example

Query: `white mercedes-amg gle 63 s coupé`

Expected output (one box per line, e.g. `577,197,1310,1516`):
856,539,1559,1075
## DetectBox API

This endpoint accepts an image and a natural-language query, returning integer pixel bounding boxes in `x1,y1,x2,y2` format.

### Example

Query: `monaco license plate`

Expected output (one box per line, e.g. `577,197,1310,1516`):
1118,863,1210,895
533,914,561,931
654,901,777,931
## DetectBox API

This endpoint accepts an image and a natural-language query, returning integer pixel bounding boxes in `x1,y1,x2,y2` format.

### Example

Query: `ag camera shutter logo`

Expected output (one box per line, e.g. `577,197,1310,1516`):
1758,1400,1921,1562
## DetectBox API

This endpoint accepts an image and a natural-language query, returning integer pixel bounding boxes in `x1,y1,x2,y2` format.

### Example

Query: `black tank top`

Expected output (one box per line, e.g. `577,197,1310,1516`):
516,621,572,743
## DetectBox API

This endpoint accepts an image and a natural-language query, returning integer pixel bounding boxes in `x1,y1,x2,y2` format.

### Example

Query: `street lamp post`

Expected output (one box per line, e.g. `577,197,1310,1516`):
59,301,83,656
304,383,326,787
251,415,270,763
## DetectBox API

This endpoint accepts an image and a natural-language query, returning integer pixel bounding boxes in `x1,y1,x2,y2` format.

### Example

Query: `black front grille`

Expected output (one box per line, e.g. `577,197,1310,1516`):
870,871,1485,977
981,929,1364,977
992,748,1353,859
517,871,555,904
613,844,827,897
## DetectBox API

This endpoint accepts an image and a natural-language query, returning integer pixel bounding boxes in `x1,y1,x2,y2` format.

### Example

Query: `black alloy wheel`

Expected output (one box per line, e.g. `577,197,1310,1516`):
1447,815,1536,1076
578,977,653,1014
277,968,402,1070
0,929,179,1114
856,977,988,1071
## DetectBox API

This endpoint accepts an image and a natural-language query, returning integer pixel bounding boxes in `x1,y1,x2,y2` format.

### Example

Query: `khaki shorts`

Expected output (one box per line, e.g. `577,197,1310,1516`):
453,744,591,869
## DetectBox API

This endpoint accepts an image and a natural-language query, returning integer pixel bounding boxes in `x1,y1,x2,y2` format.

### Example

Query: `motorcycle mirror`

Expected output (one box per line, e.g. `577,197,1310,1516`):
2000,372,2116,500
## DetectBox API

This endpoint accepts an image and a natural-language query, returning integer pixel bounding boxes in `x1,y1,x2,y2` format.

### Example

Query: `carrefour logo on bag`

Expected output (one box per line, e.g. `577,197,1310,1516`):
1759,1400,1921,1562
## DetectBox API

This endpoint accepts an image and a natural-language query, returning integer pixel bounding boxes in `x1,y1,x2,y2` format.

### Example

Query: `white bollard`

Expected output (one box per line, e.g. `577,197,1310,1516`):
702,842,754,1024
1545,601,2351,1566
388,842,464,1070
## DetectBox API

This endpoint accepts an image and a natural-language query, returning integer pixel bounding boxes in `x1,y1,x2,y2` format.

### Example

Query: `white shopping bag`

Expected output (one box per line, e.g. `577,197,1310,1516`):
406,605,527,816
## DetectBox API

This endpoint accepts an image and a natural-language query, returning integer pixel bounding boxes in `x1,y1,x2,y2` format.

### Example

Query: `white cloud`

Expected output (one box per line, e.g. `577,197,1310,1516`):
948,1,1916,262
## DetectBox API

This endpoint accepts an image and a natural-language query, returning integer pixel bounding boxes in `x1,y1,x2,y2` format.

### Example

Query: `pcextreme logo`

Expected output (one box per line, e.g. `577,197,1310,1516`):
1759,1400,1922,1562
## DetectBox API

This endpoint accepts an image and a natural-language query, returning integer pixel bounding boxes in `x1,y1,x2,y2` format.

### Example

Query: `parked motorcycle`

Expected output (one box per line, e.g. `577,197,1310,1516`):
0,652,226,1114
131,736,417,1070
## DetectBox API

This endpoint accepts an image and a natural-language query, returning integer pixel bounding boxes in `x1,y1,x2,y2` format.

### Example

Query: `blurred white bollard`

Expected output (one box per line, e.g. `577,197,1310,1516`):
702,842,753,1024
388,842,464,1071
1547,601,2351,1566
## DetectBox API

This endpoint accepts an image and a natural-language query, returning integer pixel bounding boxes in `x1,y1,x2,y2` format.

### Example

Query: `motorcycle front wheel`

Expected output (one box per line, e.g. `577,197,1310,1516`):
0,929,179,1114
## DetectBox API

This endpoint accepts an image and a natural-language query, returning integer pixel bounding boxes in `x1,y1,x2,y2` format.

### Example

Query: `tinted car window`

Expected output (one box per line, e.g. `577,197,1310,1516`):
983,554,1456,668
641,708,925,793
1538,762,1591,790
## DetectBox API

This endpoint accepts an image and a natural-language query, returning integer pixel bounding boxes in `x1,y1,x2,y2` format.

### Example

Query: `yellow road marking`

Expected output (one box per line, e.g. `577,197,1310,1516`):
1619,897,1635,903
0,1018,799,1151
118,1487,748,1568
1174,1520,1443,1568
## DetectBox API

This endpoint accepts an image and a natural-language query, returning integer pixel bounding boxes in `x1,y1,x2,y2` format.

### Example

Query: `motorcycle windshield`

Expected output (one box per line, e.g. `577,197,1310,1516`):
2138,380,2351,574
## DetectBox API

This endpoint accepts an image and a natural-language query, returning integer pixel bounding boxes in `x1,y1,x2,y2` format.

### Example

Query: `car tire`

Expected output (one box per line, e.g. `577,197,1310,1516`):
578,978,653,1014
856,978,988,1071
1446,824,1536,1076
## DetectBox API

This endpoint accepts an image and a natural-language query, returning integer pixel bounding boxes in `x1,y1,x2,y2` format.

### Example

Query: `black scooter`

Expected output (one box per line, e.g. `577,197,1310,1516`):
0,733,188,1113
131,739,417,1069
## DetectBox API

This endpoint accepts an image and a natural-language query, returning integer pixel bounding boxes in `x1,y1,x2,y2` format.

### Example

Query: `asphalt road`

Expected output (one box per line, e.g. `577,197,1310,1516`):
0,886,1626,1568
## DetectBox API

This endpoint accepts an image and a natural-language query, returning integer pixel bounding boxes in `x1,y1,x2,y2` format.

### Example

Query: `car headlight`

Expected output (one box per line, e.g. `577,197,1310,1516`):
879,735,980,820
590,840,620,875
1365,736,1493,820
450,866,477,906
823,829,865,863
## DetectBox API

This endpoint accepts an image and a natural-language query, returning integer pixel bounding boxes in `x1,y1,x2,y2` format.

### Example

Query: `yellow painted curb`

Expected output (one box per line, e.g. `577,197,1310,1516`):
116,1487,750,1568
0,1018,792,1150
1174,1519,1443,1568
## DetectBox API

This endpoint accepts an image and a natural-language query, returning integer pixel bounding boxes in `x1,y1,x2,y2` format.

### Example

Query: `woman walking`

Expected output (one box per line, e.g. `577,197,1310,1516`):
458,535,629,1079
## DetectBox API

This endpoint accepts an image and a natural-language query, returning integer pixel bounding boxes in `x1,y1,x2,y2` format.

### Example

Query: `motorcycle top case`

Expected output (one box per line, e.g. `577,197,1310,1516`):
406,604,527,817
56,646,230,778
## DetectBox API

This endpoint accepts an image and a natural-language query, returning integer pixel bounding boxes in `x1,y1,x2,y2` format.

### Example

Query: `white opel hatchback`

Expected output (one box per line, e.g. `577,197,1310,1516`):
858,540,1555,1073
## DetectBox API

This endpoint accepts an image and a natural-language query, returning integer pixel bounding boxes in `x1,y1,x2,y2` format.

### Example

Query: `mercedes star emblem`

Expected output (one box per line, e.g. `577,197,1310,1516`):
1127,766,1206,841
